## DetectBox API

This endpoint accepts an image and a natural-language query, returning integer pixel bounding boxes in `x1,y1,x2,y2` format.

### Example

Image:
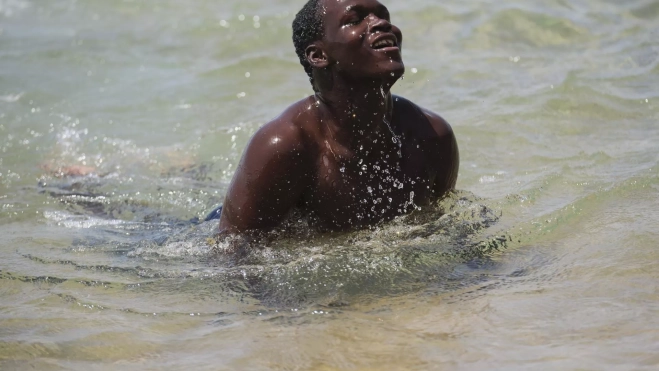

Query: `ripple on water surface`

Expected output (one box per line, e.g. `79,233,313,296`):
1,0,659,367
15,185,509,309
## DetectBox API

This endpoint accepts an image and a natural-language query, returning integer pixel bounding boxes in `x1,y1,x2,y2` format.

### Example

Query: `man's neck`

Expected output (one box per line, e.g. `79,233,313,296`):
315,77,396,149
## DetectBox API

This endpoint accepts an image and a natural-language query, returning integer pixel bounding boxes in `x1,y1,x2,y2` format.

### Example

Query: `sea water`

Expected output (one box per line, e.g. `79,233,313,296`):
1,0,658,369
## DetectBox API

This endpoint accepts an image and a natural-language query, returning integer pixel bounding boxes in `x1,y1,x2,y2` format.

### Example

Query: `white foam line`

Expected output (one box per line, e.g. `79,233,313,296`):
0,92,24,103
43,210,168,229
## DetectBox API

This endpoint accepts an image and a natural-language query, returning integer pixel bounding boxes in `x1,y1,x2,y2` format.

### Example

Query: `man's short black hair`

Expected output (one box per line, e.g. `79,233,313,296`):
292,0,325,89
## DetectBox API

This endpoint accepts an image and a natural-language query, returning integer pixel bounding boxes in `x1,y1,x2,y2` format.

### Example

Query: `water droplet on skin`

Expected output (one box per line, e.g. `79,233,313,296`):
323,155,329,167
361,164,367,171
340,167,345,173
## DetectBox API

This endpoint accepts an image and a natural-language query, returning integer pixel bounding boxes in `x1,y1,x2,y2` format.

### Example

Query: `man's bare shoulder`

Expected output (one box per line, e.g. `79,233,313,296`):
247,96,319,156
220,98,319,233
393,96,459,194
393,95,454,140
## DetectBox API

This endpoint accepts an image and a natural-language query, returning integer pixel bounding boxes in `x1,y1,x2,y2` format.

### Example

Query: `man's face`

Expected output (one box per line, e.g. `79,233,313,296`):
319,0,404,81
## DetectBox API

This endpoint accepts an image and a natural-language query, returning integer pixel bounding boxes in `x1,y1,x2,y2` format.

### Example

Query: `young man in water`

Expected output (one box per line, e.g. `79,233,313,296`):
217,0,459,233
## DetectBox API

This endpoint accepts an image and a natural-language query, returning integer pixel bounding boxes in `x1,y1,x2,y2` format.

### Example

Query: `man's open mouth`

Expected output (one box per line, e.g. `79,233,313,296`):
371,35,399,50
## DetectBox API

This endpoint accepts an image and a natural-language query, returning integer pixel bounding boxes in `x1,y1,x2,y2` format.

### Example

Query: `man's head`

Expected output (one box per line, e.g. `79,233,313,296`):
292,0,325,88
292,0,404,91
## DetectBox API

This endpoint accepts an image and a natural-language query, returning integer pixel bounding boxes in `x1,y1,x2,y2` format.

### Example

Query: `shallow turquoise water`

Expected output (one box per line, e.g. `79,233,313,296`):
1,0,658,369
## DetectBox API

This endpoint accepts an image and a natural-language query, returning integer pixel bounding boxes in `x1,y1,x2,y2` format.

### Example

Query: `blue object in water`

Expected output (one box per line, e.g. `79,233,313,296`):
204,205,223,222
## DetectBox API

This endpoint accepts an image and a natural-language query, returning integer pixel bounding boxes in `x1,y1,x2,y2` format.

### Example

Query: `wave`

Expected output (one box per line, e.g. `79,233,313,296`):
27,157,656,309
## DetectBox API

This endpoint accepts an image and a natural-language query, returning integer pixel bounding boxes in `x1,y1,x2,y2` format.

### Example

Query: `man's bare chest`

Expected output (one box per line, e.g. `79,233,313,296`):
302,145,436,228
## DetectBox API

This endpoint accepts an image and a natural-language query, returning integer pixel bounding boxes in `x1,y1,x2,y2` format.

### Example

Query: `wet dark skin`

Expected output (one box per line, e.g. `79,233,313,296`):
219,0,459,234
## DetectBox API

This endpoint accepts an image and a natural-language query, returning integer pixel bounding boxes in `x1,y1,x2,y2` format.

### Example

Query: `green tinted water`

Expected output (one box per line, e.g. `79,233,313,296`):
1,0,658,369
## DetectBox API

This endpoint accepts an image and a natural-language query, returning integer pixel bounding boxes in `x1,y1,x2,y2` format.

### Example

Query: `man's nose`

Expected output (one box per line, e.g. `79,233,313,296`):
367,15,392,33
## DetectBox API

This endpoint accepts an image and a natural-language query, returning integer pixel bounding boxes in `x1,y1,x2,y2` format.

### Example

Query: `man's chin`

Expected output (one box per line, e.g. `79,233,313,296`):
338,62,405,84
375,64,405,82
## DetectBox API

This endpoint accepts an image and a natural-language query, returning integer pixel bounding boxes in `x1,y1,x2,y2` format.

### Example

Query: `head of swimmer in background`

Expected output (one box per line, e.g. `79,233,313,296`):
292,0,404,93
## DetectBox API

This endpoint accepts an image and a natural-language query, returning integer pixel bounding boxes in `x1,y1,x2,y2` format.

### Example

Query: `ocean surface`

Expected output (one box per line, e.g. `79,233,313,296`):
1,0,658,369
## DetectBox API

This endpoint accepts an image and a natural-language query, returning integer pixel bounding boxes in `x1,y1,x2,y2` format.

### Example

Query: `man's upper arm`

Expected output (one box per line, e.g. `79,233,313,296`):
219,118,311,233
420,108,460,196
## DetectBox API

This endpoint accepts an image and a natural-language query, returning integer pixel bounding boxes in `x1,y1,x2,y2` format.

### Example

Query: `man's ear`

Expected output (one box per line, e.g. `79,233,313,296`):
305,43,329,69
